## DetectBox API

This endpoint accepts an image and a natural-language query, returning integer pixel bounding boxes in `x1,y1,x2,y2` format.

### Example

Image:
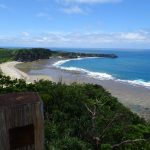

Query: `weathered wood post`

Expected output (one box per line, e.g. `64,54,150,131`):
0,92,44,150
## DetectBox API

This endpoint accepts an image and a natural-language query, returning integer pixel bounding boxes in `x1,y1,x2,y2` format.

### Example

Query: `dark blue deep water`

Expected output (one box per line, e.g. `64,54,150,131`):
52,48,150,88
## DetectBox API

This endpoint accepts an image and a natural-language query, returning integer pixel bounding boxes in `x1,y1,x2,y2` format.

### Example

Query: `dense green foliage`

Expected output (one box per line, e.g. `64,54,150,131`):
0,48,51,63
0,48,117,64
0,48,15,63
14,48,51,61
0,74,149,150
50,51,117,59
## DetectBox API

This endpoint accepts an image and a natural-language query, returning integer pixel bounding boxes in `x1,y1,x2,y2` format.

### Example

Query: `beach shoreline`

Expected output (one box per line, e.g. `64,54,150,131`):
0,61,53,83
0,59,150,121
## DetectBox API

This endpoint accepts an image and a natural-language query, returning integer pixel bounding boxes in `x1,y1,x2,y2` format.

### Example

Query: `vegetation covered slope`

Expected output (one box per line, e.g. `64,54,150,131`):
0,48,15,63
14,48,51,61
0,48,51,62
0,48,117,63
51,50,118,59
0,74,149,150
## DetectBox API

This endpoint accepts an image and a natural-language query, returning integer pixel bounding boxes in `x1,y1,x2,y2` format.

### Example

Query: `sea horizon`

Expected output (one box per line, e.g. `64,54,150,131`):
1,46,150,52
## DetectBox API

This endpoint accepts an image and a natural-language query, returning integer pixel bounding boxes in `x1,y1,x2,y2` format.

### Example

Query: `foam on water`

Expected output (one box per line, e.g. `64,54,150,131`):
52,57,98,67
87,71,114,80
53,59,71,66
53,58,150,89
53,58,115,80
117,79,150,89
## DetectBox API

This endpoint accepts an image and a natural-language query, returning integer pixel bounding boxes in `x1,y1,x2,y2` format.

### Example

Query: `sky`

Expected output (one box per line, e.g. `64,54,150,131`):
0,0,150,49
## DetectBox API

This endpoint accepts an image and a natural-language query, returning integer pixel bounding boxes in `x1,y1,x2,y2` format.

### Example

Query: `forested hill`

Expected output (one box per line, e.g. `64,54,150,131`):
15,48,51,62
0,74,150,150
0,48,51,63
51,50,118,59
0,48,118,63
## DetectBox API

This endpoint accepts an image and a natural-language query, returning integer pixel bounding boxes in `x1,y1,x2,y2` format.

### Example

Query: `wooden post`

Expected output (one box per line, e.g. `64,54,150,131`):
0,92,44,150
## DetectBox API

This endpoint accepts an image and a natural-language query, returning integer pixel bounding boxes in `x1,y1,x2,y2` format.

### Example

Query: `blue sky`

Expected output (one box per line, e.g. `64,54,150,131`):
0,0,150,48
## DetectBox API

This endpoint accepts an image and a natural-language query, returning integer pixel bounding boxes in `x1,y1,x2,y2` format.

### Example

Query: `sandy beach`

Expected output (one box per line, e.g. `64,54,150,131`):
0,59,150,120
0,61,52,83
15,59,150,121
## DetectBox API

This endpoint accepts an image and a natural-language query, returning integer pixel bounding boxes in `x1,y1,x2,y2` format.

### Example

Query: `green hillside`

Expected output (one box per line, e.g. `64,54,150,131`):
0,48,118,64
0,74,149,150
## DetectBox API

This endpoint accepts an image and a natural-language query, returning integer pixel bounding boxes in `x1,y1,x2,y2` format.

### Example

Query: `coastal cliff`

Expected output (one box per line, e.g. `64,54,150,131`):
51,50,118,59
0,48,118,63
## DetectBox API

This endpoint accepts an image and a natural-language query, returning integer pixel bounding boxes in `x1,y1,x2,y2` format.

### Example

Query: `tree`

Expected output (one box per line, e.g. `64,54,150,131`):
0,74,149,150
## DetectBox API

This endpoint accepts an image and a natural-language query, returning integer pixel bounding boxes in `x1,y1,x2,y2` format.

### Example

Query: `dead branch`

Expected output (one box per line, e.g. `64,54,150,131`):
85,104,96,118
99,113,121,140
112,138,149,149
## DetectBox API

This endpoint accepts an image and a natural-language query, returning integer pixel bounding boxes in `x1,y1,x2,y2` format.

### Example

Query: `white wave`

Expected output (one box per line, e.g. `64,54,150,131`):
52,57,99,67
87,71,114,80
52,58,150,89
53,59,71,67
60,66,88,72
58,65,150,88
56,65,114,80
117,79,150,89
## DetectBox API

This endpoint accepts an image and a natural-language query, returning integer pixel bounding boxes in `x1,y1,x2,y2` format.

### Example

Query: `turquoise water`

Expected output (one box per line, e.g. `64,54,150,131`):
53,49,150,88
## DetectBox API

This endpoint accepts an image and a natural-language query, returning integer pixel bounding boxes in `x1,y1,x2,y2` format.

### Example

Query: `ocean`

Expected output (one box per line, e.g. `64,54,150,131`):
52,48,150,88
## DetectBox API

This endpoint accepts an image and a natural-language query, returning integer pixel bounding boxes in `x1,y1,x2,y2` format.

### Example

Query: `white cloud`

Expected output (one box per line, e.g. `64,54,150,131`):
22,32,30,37
0,4,7,9
36,12,51,20
57,0,122,14
57,0,122,4
0,30,149,48
119,31,148,42
61,5,84,14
